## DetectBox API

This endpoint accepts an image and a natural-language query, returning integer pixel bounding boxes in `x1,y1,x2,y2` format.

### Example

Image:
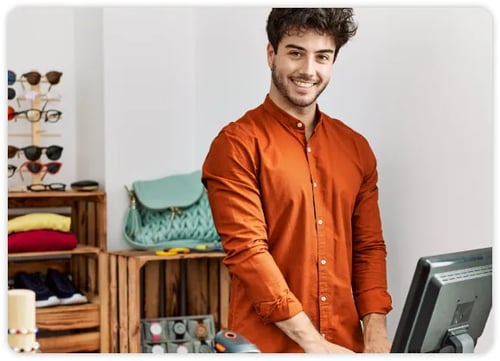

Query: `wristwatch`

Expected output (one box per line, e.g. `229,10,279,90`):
198,340,213,353
149,321,162,343
176,343,189,353
195,321,208,340
173,320,186,339
151,344,165,353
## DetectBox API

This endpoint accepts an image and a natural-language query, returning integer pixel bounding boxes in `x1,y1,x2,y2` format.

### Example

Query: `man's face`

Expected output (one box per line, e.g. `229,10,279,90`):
268,29,336,109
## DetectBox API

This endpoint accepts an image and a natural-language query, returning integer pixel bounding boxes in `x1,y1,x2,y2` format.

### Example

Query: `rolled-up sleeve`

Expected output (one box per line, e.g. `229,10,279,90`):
351,140,393,317
202,125,303,323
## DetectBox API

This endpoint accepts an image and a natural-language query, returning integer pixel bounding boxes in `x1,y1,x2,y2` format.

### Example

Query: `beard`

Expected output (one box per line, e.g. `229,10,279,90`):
271,63,329,108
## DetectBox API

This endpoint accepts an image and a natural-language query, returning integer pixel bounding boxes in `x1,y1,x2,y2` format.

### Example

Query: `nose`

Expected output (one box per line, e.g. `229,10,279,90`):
299,55,315,78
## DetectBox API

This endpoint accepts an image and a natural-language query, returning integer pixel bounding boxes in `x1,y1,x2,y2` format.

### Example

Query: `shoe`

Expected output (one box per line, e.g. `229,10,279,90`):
14,272,60,308
45,268,88,305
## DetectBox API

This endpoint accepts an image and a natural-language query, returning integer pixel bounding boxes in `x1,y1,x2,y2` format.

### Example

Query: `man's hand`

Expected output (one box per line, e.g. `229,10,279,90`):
275,312,354,353
362,313,391,353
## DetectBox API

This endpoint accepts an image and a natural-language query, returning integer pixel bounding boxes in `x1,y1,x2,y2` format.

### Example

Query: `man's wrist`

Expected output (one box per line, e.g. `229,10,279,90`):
275,312,323,348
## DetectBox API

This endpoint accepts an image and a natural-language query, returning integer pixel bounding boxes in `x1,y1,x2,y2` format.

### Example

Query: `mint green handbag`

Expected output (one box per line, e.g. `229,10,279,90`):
123,170,221,250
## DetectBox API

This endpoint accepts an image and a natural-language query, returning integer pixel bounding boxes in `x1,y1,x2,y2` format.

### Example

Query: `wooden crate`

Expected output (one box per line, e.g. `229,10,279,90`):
8,191,109,352
108,250,230,353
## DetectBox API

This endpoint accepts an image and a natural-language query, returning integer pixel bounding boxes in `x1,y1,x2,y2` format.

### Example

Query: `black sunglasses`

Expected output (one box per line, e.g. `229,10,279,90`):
8,145,63,161
8,164,17,178
27,183,66,192
8,87,16,100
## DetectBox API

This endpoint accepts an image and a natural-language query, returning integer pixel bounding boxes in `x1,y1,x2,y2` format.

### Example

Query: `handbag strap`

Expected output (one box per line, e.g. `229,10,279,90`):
124,185,136,208
124,185,142,239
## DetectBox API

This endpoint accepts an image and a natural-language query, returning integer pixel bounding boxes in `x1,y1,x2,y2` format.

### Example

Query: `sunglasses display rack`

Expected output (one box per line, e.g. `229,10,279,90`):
7,69,63,189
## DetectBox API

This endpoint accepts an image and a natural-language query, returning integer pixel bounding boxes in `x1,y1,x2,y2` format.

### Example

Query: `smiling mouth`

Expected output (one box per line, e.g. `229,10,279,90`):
291,79,317,88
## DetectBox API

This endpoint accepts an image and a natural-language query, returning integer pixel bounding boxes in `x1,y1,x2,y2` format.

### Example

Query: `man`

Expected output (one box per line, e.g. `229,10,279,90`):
202,8,392,353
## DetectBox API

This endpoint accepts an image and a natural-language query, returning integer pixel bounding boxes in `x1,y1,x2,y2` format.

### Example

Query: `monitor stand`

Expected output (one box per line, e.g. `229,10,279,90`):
440,329,475,353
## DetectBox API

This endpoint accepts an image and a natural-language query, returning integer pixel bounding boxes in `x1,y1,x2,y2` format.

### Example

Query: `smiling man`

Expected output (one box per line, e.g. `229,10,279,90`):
203,8,393,353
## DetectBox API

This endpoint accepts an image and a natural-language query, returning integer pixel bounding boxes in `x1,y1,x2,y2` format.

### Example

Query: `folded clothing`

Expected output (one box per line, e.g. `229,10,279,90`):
8,212,71,234
8,229,78,253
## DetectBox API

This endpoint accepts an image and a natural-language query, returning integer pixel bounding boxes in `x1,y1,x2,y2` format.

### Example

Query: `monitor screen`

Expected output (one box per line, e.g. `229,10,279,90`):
391,246,492,353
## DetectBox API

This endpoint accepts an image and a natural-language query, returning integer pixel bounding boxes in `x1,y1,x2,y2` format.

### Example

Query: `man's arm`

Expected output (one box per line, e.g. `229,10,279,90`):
275,312,353,353
202,127,303,322
362,313,391,352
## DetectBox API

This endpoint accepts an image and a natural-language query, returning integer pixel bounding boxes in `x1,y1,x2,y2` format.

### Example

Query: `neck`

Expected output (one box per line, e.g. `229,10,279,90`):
268,88,318,128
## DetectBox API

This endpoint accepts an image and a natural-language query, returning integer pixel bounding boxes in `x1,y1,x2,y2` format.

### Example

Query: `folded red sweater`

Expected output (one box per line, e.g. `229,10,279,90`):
8,229,78,253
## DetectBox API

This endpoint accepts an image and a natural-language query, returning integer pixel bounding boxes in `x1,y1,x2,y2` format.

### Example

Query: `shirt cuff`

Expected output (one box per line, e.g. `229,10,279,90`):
355,289,393,318
253,291,303,324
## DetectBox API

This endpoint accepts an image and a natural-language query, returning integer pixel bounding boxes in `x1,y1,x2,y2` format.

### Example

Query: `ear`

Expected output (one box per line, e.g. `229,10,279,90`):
266,43,275,68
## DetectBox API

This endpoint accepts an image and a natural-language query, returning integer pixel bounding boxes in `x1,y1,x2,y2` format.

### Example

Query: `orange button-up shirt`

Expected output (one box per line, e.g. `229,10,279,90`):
202,95,392,353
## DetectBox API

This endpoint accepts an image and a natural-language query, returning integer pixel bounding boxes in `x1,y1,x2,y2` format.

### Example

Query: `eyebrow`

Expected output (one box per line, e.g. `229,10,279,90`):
285,44,335,55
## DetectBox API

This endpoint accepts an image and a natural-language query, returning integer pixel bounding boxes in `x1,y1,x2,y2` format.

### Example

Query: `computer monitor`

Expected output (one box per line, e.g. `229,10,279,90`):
391,246,492,353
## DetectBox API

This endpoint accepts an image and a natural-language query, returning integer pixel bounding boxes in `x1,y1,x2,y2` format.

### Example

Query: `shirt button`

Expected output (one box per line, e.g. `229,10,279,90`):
321,333,326,338
307,147,312,152
321,296,327,302
318,219,323,225
313,182,317,188
296,122,303,128
320,259,326,265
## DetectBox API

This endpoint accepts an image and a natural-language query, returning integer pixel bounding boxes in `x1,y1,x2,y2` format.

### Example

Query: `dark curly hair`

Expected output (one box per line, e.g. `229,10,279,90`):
266,8,358,61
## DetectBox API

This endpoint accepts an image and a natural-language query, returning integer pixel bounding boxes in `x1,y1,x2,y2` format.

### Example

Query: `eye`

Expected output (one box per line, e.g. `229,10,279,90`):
289,50,302,58
317,54,331,63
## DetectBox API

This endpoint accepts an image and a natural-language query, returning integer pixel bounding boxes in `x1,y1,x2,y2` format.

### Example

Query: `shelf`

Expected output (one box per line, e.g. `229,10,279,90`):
7,191,109,352
8,190,105,199
109,250,225,269
108,251,230,352
8,245,101,260
8,190,107,251
8,190,106,207
37,301,101,331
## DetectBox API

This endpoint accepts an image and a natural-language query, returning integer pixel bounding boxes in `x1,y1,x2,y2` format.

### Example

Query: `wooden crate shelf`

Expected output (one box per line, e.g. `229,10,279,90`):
37,302,101,330
108,250,230,353
7,191,109,353
38,331,101,353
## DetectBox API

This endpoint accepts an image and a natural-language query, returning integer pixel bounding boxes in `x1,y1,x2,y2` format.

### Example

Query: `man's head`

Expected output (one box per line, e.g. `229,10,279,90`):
266,8,357,62
265,9,357,110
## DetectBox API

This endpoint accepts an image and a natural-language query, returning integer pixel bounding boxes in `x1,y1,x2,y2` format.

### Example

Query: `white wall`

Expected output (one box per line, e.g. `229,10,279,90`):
6,7,77,188
101,7,198,259
5,6,494,352
328,8,494,351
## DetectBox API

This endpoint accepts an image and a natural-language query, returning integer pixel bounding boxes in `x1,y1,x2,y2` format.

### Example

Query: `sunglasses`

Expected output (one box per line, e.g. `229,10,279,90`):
8,70,16,85
8,164,17,177
27,183,66,192
8,105,62,122
8,145,63,161
8,87,16,100
18,161,62,181
20,71,63,91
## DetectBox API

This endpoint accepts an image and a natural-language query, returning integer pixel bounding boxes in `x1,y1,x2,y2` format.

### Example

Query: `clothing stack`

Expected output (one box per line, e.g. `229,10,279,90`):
8,212,78,253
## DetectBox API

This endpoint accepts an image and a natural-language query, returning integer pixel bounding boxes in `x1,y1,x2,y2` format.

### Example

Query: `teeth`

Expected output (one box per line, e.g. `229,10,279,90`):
292,80,315,88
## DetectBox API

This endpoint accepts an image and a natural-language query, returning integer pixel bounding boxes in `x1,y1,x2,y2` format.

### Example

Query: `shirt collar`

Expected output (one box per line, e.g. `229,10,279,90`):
262,94,324,132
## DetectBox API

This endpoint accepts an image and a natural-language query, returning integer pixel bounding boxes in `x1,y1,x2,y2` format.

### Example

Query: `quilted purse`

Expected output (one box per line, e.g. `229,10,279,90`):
123,170,220,250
